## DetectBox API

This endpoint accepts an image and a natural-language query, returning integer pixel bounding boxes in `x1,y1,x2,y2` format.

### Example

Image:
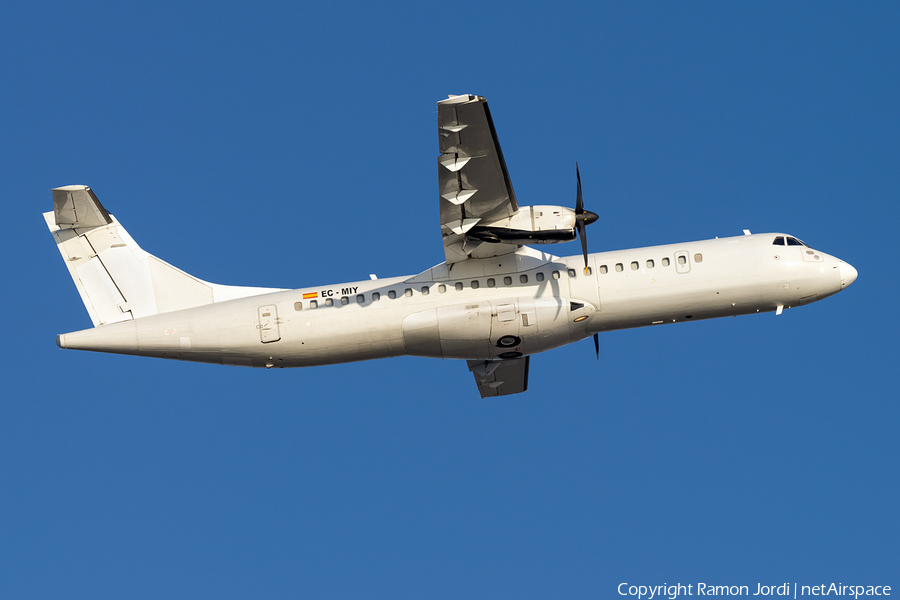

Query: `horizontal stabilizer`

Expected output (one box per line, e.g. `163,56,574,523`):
52,185,112,229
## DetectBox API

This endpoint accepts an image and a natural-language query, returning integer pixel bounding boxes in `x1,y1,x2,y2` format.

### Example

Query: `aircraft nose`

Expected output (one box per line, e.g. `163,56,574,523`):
839,261,858,289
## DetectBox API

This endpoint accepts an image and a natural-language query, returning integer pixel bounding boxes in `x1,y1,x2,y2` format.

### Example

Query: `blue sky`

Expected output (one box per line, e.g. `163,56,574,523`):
2,2,897,598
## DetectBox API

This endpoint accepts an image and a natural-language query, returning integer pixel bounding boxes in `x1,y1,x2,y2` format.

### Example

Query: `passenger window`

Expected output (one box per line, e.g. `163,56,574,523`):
520,274,528,283
372,292,380,301
615,263,623,272
388,290,397,299
599,265,608,274
325,298,334,307
567,269,576,277
340,296,349,305
421,286,429,295
356,294,364,303
536,272,544,282
772,236,785,246
585,267,592,275
455,282,464,291
504,276,512,285
662,257,670,267
471,280,480,289
646,259,654,268
552,271,560,279
678,255,686,265
631,261,639,270
487,278,496,287
310,300,318,308
404,288,413,297
438,284,446,293
294,301,303,311
694,253,703,263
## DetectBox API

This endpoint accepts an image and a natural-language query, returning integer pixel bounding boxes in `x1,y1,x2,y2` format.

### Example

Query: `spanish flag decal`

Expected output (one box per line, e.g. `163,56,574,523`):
302,292,318,299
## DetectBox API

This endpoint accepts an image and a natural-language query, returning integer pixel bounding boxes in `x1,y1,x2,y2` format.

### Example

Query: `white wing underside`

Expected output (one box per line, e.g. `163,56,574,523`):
467,357,530,398
438,95,520,264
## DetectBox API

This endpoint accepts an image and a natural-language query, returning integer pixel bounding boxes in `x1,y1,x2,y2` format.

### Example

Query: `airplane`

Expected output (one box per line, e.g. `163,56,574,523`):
46,94,858,397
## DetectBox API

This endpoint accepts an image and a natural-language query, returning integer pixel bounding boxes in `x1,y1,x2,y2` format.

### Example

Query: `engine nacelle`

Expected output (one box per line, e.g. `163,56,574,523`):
467,205,577,245
401,296,596,360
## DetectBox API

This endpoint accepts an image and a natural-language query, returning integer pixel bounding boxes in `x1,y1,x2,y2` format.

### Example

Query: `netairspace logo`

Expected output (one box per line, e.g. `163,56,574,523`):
617,583,892,599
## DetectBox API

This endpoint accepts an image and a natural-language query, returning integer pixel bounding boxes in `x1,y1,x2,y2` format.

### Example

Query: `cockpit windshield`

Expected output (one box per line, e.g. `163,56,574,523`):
773,236,808,247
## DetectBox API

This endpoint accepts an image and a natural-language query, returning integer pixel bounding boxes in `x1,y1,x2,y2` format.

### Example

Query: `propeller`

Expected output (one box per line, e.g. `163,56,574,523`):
574,162,599,273
593,333,599,360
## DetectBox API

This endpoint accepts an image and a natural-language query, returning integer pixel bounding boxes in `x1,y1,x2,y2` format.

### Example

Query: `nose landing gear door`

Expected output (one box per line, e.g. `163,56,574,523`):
257,304,281,343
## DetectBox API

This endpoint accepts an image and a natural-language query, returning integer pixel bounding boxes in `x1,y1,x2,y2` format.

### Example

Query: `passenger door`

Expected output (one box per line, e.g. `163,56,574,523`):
257,304,281,343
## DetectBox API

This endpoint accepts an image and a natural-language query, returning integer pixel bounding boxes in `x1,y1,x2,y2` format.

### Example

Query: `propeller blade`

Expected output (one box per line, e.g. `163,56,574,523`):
593,333,599,360
577,217,589,272
575,162,590,272
575,162,583,215
574,162,599,273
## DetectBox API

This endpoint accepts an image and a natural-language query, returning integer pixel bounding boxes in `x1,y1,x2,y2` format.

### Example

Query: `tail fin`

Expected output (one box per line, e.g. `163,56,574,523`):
45,185,282,326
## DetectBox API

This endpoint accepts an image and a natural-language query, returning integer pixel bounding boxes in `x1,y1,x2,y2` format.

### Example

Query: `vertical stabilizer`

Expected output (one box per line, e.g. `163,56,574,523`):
46,185,282,327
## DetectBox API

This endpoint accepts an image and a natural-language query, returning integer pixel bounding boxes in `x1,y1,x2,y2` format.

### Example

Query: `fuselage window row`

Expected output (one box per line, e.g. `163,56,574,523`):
291,264,619,311
597,254,702,274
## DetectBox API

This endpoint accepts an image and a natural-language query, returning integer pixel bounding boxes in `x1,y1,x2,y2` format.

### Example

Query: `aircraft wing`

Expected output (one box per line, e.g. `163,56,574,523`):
438,95,520,264
467,357,530,398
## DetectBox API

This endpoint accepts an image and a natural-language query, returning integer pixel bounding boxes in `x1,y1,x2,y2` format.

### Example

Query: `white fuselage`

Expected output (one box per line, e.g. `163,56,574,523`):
56,233,854,367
